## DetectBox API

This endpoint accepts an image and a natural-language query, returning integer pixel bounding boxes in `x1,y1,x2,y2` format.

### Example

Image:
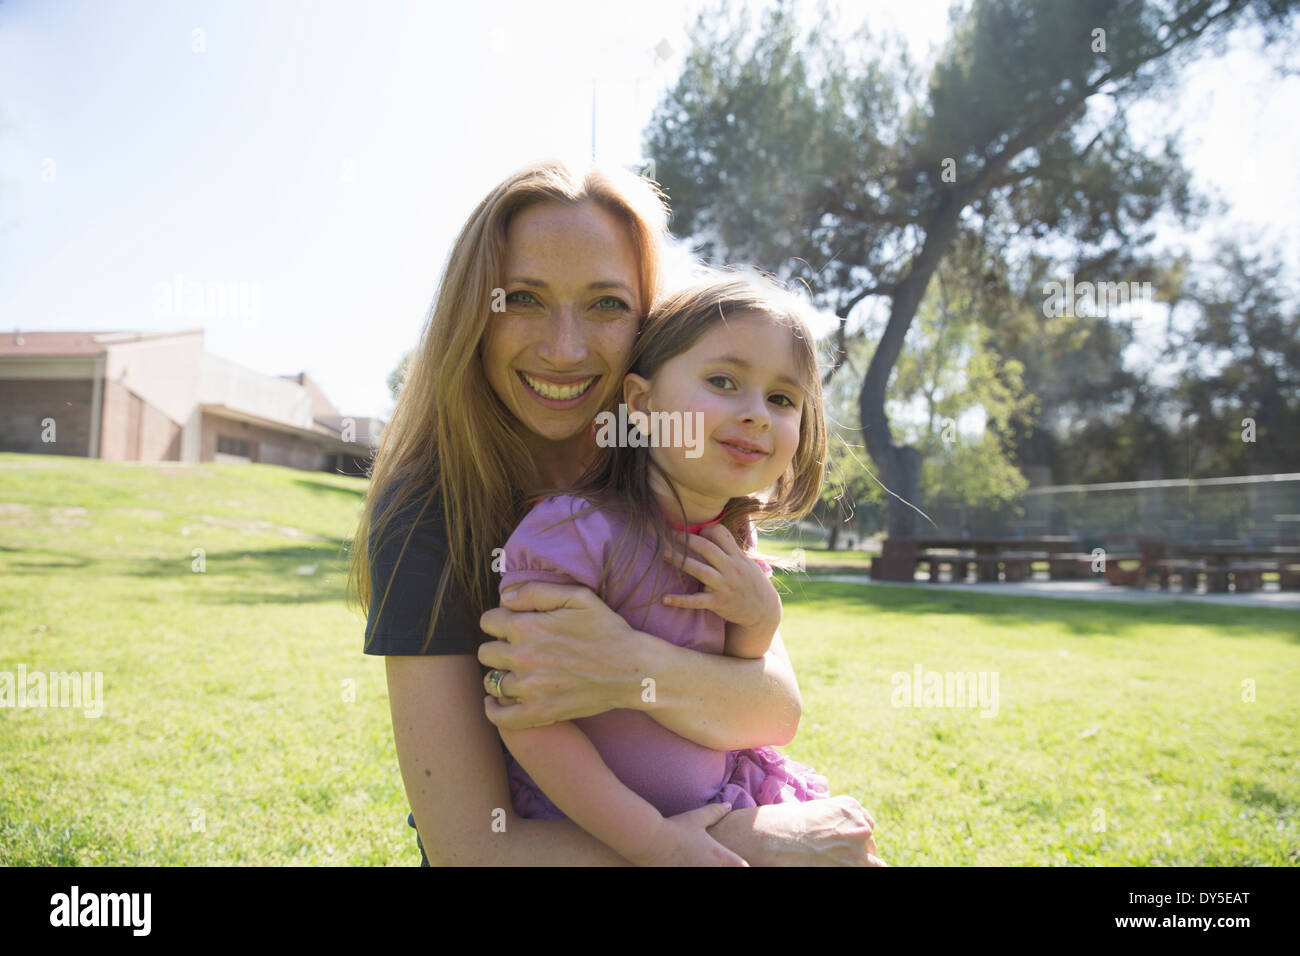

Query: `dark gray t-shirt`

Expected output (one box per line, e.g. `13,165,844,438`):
363,480,492,657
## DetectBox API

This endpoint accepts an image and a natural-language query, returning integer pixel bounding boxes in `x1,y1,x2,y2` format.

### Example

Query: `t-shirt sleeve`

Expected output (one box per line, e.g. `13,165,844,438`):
500,496,608,597
363,482,485,656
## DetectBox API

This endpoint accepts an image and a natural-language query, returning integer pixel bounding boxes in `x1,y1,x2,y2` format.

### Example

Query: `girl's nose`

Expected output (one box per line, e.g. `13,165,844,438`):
537,307,588,367
739,390,771,428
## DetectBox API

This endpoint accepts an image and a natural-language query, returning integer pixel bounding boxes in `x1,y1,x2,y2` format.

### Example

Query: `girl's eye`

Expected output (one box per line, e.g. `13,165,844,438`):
706,375,735,390
770,393,798,409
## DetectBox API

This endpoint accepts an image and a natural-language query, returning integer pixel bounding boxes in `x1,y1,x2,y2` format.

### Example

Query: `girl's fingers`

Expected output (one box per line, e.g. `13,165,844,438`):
699,523,741,554
667,529,731,573
661,592,715,610
662,550,725,589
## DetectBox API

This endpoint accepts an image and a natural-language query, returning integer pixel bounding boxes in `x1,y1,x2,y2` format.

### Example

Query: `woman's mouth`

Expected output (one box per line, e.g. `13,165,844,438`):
518,371,599,408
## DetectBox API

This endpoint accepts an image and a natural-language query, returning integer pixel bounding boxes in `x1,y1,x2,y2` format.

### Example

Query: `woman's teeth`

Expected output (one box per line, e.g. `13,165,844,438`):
521,373,596,400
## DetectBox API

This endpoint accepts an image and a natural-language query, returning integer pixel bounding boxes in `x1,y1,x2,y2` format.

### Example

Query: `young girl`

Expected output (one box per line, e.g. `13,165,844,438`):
495,272,844,866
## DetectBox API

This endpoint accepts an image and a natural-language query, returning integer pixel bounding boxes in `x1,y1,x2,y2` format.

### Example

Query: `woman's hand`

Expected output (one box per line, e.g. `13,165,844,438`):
660,524,781,632
478,581,649,730
709,795,888,866
628,804,749,867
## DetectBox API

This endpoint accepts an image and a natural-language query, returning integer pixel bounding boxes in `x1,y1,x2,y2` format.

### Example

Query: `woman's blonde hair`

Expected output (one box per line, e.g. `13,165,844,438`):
522,270,829,628
348,160,670,652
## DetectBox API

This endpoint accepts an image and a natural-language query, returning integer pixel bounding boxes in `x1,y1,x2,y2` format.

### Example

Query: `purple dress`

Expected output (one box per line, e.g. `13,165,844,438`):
501,494,830,820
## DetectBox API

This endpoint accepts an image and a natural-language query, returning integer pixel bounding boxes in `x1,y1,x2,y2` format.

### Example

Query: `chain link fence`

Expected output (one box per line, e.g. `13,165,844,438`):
917,474,1300,546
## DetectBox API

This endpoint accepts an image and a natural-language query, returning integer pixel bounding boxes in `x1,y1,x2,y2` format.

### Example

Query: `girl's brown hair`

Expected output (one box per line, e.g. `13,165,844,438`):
522,270,829,626
348,160,670,652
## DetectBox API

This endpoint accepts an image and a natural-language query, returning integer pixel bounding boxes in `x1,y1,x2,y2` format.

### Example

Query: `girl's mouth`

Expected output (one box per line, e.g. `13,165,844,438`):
518,371,599,408
717,439,767,464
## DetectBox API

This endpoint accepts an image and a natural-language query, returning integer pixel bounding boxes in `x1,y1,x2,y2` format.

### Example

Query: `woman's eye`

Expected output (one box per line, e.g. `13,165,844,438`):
595,296,630,311
505,291,536,306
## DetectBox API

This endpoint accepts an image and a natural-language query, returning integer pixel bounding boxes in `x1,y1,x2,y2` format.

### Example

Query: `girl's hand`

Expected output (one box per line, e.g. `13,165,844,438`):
660,524,780,630
629,804,749,867
478,582,649,730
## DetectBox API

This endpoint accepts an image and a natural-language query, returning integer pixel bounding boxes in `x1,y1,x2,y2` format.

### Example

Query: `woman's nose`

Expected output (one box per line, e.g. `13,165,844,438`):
536,307,588,367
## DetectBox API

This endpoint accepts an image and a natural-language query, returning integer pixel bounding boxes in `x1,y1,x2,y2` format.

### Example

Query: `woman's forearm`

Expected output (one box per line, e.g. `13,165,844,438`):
478,583,802,748
632,628,802,751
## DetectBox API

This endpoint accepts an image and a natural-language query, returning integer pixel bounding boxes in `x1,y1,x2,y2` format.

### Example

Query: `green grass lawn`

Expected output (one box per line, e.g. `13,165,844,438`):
2,452,1297,866
760,536,877,570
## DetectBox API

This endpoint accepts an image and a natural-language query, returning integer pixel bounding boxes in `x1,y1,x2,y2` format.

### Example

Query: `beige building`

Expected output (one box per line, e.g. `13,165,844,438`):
0,329,384,475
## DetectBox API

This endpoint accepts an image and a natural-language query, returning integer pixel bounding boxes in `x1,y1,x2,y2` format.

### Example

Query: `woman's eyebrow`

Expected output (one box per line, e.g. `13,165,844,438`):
707,354,801,390
504,277,635,296
588,281,635,295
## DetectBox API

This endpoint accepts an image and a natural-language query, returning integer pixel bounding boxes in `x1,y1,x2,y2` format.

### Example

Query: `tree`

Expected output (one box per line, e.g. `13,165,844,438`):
387,350,411,404
1165,237,1300,476
646,0,1299,537
815,230,1039,544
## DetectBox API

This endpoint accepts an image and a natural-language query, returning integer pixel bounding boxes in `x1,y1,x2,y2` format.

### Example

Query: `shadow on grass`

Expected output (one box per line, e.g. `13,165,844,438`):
1228,780,1295,813
0,546,100,573
292,477,366,500
9,558,95,570
114,545,356,605
778,578,1300,644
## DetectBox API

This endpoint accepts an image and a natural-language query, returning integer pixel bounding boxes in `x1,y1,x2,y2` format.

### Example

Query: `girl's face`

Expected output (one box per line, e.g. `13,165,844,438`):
624,312,805,518
481,200,642,447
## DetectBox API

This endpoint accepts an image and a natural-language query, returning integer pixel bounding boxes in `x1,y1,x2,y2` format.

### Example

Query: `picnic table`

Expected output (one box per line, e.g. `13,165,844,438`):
874,536,1083,583
1097,534,1167,587
1162,541,1300,593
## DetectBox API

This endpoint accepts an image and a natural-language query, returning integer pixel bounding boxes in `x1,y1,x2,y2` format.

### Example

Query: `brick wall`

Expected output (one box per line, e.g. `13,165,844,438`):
0,379,94,456
99,379,182,461
200,413,330,471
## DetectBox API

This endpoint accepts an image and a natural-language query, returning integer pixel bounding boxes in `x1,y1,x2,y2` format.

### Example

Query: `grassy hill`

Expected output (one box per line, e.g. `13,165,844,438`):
2,452,1297,865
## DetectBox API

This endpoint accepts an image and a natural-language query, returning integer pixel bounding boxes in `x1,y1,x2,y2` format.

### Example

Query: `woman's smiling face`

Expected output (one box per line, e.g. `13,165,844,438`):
481,200,642,446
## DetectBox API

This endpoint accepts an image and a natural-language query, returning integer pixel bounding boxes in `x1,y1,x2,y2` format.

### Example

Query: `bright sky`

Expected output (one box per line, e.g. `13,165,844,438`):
1,0,1295,422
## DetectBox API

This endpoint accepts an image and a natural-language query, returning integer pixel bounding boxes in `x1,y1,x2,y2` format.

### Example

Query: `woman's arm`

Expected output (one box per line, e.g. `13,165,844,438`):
479,580,801,750
387,653,631,865
706,797,887,867
387,653,755,866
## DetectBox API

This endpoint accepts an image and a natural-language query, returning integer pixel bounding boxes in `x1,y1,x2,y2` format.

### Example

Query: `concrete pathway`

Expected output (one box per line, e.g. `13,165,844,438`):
804,573,1300,611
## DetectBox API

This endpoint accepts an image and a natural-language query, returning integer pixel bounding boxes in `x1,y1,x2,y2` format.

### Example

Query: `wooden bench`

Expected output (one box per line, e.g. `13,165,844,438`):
1101,554,1143,587
1225,561,1276,593
1157,558,1204,591
924,551,974,583
999,550,1049,582
1047,553,1097,579
968,555,1005,582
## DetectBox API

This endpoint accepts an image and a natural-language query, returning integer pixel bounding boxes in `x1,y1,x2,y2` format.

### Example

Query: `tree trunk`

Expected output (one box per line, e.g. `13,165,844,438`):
827,523,840,551
860,194,963,540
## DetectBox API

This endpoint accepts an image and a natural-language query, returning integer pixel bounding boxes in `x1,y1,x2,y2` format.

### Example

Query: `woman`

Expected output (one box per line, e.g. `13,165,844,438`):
349,160,881,865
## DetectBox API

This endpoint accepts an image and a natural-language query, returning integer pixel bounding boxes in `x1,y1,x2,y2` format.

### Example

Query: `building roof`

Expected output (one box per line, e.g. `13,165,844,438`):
0,329,202,356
